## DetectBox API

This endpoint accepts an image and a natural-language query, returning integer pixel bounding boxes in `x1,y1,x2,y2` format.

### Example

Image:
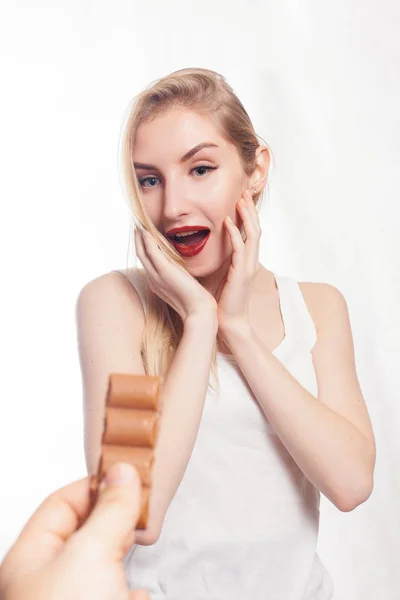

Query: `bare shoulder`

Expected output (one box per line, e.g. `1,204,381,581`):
76,268,145,328
298,281,348,333
78,267,140,297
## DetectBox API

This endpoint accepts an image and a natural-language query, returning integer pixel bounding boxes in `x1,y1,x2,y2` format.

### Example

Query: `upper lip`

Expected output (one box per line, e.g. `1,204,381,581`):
165,225,210,237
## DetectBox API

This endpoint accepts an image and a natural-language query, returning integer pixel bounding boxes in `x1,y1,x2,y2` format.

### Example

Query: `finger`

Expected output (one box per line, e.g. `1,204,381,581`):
138,229,172,271
140,230,188,282
238,192,260,235
135,229,159,280
244,190,260,228
237,195,261,269
0,476,94,577
225,217,245,271
78,463,142,560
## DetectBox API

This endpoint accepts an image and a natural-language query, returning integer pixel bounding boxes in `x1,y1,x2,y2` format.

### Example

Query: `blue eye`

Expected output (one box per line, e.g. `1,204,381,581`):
139,176,158,188
192,165,217,177
139,165,218,188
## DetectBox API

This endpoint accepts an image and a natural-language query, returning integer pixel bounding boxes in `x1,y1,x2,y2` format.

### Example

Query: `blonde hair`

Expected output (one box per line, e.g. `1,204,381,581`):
117,67,273,394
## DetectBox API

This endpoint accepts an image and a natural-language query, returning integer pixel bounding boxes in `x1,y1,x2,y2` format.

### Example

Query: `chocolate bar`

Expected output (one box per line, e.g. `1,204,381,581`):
89,373,161,529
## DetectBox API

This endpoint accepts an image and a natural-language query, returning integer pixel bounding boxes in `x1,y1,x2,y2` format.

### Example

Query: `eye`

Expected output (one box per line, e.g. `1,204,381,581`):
192,165,218,177
139,176,159,188
138,165,218,188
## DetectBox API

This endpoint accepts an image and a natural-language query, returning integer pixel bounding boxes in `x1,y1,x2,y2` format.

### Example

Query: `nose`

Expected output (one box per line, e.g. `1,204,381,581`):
161,179,191,222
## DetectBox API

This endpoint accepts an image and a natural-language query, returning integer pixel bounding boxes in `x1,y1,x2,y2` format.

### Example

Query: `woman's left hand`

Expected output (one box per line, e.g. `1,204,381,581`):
215,189,262,334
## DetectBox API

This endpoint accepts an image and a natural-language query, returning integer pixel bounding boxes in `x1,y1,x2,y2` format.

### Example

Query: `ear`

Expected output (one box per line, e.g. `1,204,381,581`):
248,146,271,194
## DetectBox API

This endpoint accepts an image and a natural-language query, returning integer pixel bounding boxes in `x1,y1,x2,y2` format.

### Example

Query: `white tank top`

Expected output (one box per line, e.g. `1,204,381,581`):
114,268,334,600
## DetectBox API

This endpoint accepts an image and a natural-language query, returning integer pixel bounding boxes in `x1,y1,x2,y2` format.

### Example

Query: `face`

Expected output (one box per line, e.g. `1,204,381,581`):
132,108,249,281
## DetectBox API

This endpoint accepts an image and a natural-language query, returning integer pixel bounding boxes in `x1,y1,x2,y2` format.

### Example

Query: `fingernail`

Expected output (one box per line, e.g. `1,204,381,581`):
106,463,136,487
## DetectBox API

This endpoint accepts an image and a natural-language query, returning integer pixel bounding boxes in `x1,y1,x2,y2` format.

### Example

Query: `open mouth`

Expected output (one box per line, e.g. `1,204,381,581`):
170,230,210,246
168,229,211,257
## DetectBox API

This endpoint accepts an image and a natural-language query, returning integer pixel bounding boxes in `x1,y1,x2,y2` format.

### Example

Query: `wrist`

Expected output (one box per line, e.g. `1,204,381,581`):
219,319,252,341
184,310,218,334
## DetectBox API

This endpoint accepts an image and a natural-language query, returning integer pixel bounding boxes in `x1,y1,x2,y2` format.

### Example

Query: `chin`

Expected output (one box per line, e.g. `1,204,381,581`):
187,254,231,282
185,262,214,280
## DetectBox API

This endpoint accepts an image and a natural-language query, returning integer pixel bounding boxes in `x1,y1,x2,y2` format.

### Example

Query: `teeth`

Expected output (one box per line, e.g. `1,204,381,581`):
174,230,201,238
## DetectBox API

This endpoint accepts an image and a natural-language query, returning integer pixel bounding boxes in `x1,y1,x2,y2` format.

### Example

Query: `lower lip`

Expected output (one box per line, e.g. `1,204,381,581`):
170,231,211,257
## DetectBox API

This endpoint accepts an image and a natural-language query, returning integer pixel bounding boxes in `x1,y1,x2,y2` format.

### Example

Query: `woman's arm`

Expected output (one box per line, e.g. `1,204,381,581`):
76,271,218,545
147,313,218,541
218,283,376,512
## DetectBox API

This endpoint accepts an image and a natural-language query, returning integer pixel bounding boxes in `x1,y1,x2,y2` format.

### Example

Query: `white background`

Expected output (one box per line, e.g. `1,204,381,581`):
0,1,399,598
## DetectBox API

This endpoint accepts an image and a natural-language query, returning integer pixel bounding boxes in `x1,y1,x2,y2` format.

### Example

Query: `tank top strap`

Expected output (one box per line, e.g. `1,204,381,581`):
111,267,148,315
272,271,317,352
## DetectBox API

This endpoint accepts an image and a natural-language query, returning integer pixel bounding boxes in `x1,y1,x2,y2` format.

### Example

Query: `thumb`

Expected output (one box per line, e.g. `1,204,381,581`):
80,462,142,558
130,590,150,600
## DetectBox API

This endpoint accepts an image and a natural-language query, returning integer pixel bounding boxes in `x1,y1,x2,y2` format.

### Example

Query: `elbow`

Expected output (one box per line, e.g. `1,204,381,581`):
136,499,165,545
134,526,160,546
134,512,162,546
335,450,376,512
335,478,374,512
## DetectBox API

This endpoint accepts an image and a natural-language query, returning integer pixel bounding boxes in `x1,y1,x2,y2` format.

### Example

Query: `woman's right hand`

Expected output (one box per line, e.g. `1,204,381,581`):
135,228,217,323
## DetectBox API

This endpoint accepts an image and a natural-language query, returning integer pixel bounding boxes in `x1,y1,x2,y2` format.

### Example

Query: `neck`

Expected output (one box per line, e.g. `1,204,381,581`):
195,256,232,299
195,261,270,300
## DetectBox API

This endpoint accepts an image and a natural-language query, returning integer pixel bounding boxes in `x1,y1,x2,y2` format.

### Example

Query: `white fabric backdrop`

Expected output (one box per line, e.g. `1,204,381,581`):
1,1,398,598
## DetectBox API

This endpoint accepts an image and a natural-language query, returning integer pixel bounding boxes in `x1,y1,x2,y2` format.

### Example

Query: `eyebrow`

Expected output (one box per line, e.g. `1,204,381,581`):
133,142,219,171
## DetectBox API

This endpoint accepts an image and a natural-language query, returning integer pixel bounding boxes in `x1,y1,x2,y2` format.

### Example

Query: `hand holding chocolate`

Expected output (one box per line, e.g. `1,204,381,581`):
89,373,162,530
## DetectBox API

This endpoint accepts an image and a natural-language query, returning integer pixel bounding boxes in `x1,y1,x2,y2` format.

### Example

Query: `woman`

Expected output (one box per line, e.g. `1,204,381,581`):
76,67,376,599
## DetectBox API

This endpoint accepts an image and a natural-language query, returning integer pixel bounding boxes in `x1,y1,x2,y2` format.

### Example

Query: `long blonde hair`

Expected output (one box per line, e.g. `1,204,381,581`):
117,67,272,394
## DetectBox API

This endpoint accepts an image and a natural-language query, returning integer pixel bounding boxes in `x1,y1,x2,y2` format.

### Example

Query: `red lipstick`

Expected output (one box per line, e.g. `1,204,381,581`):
171,231,210,257
165,226,211,258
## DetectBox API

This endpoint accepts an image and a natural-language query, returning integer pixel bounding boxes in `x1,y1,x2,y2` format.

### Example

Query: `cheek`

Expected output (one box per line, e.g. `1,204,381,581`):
207,182,240,220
